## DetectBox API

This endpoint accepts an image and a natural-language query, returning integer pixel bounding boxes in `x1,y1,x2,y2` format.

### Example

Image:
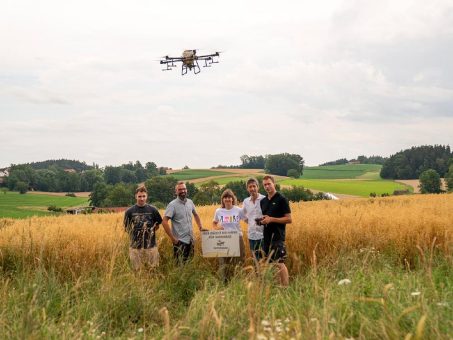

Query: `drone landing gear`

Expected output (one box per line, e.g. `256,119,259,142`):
182,60,201,75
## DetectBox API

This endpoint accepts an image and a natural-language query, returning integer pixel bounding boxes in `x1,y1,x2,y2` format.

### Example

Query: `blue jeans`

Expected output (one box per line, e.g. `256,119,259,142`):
249,239,264,260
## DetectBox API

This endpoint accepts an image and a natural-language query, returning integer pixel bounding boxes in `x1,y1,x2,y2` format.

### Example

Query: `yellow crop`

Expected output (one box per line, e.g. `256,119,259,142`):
0,194,451,275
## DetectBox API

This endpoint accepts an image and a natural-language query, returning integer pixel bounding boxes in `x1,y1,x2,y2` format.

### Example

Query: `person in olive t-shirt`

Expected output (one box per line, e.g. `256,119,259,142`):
124,186,163,270
260,175,292,286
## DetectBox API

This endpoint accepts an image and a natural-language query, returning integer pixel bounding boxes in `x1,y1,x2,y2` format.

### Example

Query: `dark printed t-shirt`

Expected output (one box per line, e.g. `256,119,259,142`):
260,192,291,245
124,204,163,249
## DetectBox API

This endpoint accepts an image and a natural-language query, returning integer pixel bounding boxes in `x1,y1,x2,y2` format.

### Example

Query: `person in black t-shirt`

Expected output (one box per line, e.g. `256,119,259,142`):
260,175,292,286
124,186,163,270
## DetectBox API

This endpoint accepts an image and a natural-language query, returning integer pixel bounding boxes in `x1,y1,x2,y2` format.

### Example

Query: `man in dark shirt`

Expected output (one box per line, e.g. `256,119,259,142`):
260,175,292,286
124,186,163,270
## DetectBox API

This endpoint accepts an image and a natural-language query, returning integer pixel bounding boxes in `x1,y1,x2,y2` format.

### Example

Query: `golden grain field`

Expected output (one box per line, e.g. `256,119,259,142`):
0,194,452,276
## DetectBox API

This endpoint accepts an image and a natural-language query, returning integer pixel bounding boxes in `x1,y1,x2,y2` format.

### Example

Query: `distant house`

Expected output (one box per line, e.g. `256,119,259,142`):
0,168,9,185
0,169,9,177
348,160,360,165
92,207,128,214
64,168,77,173
66,206,95,215
66,206,128,215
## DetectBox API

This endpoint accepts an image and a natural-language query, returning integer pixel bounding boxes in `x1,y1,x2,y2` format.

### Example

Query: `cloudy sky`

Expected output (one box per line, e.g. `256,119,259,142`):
1,0,452,168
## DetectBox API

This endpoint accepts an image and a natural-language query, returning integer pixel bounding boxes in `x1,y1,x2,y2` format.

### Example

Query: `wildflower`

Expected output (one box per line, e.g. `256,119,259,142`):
328,317,337,324
411,291,421,296
338,279,351,285
437,302,448,307
261,320,270,327
137,328,144,333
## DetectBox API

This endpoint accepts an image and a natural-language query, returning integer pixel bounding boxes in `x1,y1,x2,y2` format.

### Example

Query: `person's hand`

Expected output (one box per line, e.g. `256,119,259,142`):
261,215,272,225
154,223,160,231
200,227,209,232
172,237,179,245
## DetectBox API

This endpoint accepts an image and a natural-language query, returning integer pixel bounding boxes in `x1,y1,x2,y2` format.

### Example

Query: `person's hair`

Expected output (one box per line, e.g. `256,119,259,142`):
220,189,237,208
175,181,186,190
263,175,275,183
246,177,259,188
135,185,147,194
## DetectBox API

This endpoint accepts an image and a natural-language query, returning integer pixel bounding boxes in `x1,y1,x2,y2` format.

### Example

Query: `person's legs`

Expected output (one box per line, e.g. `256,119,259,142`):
270,242,289,286
276,263,289,286
143,247,159,268
173,241,193,264
129,247,142,271
249,238,263,261
181,241,194,262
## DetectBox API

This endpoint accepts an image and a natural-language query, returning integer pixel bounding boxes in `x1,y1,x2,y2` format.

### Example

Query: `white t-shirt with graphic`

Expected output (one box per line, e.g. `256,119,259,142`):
213,206,245,236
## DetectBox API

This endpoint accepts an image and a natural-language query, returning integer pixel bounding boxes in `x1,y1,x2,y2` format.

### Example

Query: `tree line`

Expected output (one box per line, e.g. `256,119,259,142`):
89,176,327,208
3,160,167,194
320,155,387,166
380,145,452,179
213,153,305,178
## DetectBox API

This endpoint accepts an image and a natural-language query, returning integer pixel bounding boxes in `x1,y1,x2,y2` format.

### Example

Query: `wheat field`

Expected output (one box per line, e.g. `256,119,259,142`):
1,194,451,275
0,194,452,339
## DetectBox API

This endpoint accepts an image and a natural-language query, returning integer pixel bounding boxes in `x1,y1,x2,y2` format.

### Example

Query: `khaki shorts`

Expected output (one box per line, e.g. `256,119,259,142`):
129,247,159,270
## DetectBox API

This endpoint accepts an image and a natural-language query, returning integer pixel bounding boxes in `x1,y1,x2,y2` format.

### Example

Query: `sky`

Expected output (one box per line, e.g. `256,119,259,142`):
1,0,452,169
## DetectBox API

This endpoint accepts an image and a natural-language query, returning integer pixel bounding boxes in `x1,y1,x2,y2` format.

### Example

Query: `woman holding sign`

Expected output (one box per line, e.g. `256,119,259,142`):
212,189,245,282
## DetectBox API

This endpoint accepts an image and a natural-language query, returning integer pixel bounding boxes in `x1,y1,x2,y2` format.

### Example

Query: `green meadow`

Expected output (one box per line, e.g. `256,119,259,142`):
280,179,412,197
0,191,89,218
301,164,382,179
167,169,234,180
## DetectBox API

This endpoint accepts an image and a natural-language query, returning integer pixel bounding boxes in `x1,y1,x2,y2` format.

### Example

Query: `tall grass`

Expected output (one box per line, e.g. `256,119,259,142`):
0,194,452,338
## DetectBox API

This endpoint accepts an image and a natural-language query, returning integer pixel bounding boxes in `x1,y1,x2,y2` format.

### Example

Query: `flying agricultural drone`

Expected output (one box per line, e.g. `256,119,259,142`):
160,49,221,75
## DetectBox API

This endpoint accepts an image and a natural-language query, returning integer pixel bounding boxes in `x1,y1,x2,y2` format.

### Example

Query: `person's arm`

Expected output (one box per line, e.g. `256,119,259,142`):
212,209,223,230
153,210,163,231
193,211,206,231
123,210,131,232
261,213,292,225
212,220,224,230
162,216,179,244
240,204,248,223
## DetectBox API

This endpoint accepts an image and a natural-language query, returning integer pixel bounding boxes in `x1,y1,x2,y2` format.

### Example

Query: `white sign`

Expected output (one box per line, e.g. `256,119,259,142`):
201,230,240,257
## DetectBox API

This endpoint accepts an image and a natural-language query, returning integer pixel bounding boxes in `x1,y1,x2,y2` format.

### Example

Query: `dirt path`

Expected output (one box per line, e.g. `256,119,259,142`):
189,172,268,184
395,178,447,194
29,191,91,198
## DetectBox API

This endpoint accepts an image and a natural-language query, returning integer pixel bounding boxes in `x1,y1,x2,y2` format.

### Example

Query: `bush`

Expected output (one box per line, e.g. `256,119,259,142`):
287,169,300,178
445,164,453,192
15,181,28,194
281,186,313,202
393,190,410,196
47,205,63,212
65,192,76,197
151,201,165,210
419,169,441,194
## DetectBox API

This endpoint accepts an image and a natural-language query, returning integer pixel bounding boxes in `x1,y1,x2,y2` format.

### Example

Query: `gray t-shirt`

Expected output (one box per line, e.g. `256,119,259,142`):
164,197,197,244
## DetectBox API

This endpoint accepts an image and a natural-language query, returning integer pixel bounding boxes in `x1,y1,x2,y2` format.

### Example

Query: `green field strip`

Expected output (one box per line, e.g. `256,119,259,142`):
0,192,89,218
301,164,383,179
279,179,412,197
167,169,234,180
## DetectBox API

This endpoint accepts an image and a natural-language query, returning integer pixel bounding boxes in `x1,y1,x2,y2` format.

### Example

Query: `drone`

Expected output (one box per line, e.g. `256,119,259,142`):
160,49,220,75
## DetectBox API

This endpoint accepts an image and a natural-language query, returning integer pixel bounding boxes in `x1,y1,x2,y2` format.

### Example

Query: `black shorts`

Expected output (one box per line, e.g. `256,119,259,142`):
265,241,287,263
